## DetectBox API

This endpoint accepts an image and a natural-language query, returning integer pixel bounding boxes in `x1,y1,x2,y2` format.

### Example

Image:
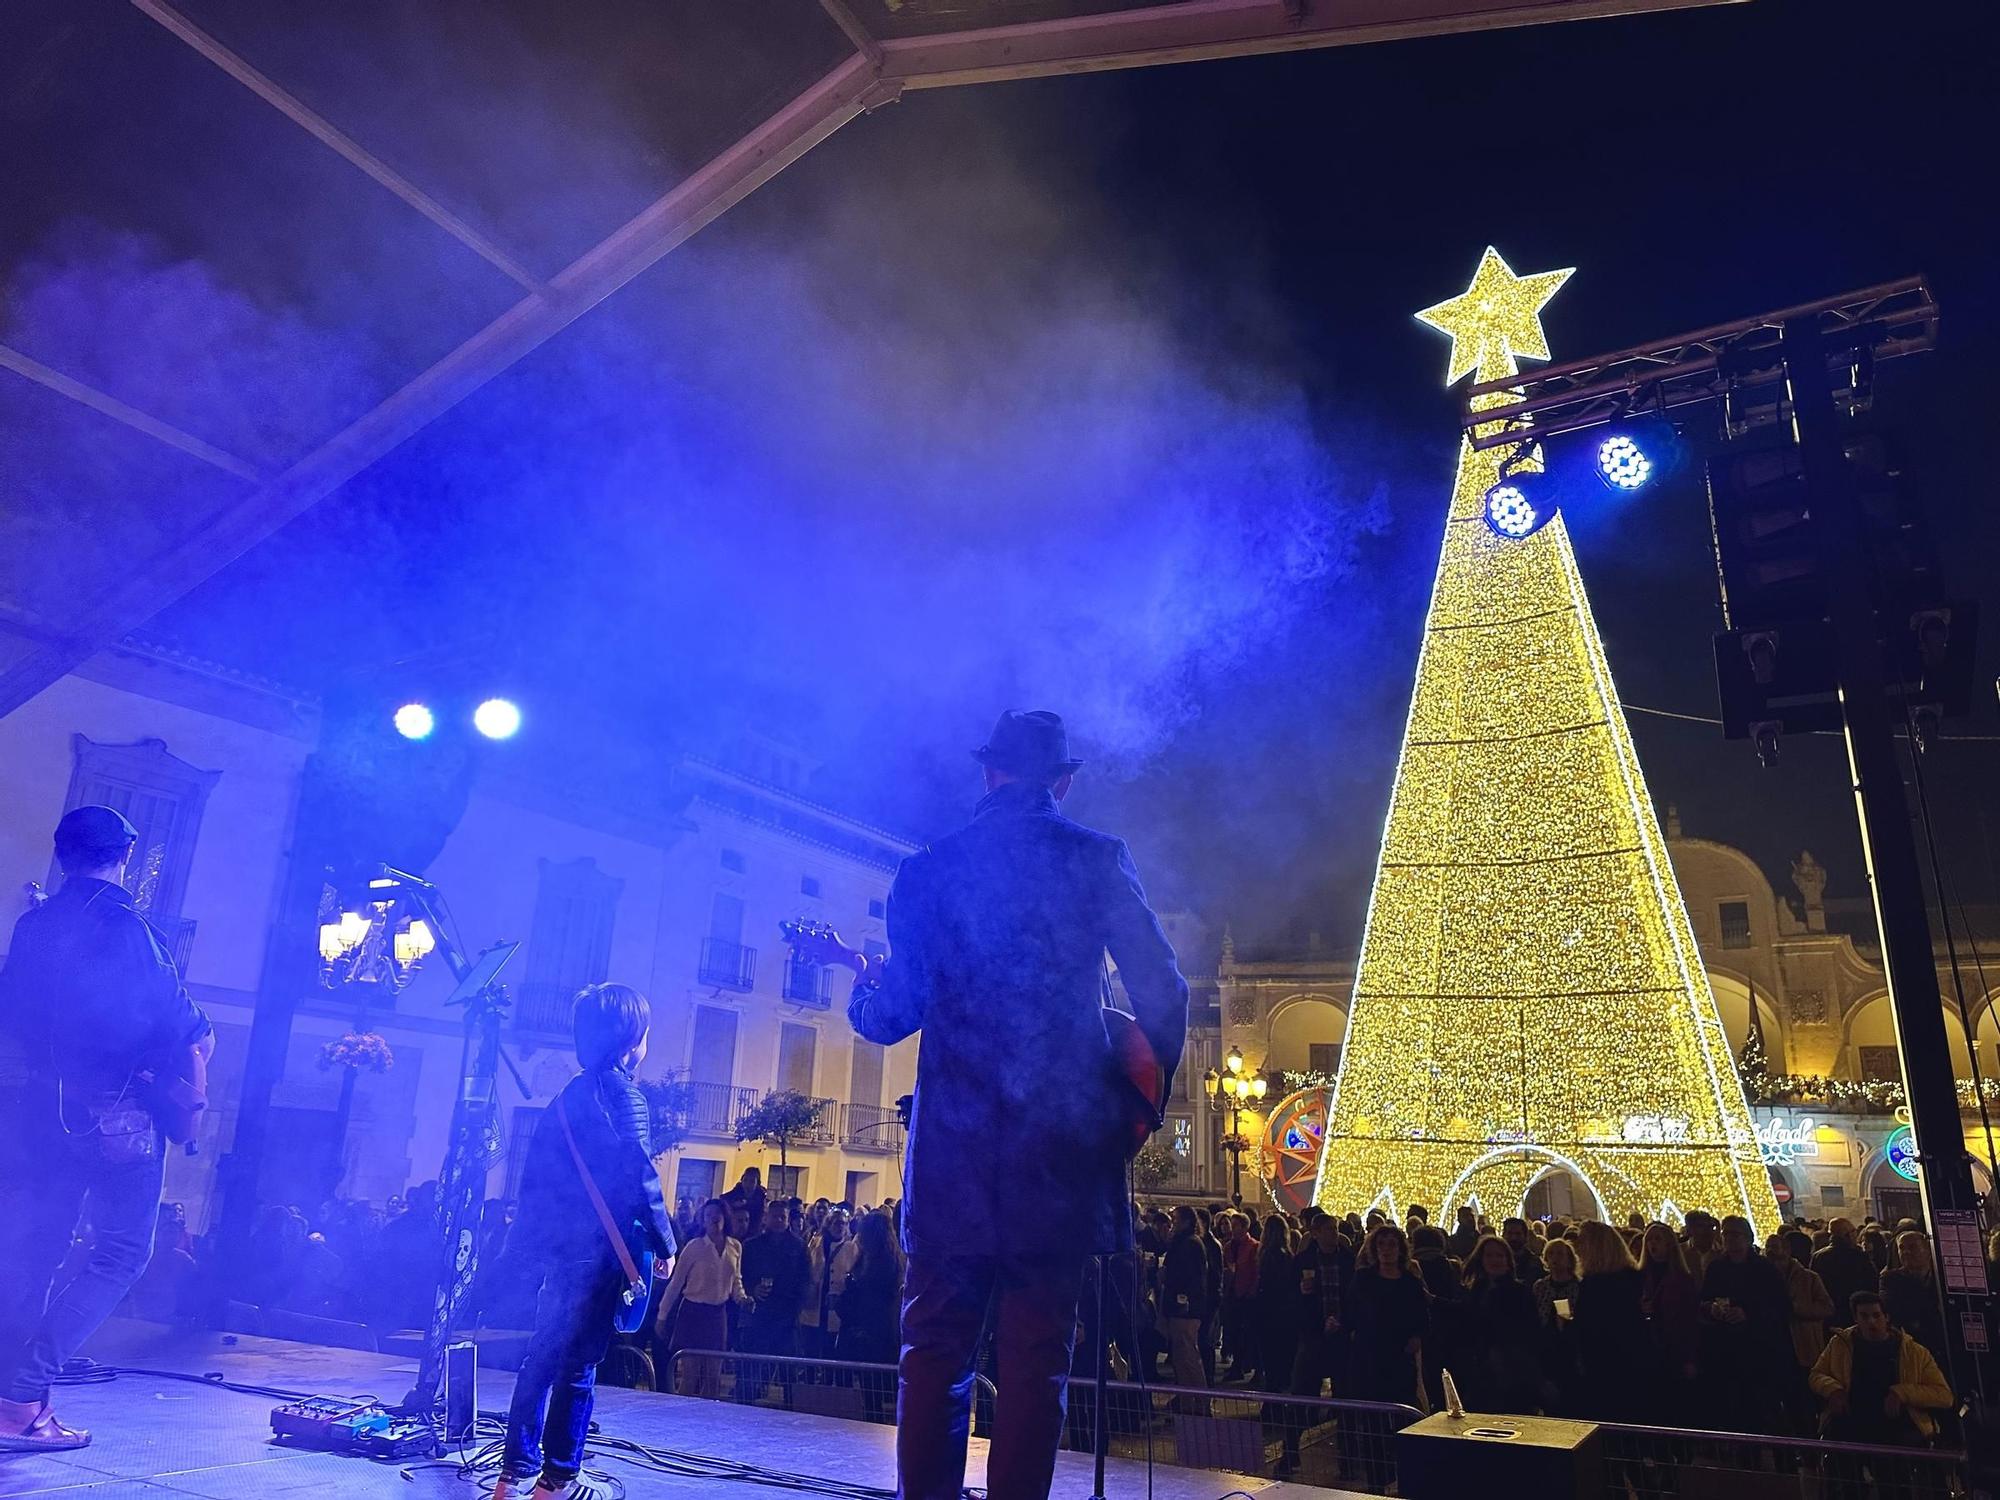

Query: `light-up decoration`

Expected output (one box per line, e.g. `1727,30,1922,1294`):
1885,1125,1920,1181
1757,1114,1823,1168
1263,1088,1333,1215
1596,433,1654,491
1311,247,1779,1239
1483,483,1540,538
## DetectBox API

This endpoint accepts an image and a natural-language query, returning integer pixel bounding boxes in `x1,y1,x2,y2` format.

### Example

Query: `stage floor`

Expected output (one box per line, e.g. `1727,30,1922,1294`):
0,1322,1360,1500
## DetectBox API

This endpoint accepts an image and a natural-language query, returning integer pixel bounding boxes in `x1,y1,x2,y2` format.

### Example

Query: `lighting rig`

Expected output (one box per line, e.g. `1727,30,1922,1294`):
1455,273,1991,1434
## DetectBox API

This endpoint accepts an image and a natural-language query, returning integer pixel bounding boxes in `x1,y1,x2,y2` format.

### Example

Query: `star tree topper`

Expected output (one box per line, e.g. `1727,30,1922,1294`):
1416,246,1574,387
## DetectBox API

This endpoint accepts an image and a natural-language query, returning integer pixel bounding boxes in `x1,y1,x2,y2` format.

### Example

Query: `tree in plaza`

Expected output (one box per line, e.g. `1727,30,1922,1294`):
638,1071,698,1157
1131,1140,1181,1194
735,1089,827,1171
1313,248,1776,1236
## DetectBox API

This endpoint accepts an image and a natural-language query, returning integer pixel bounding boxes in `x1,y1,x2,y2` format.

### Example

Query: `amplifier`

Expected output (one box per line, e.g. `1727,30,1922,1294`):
1397,1412,1601,1500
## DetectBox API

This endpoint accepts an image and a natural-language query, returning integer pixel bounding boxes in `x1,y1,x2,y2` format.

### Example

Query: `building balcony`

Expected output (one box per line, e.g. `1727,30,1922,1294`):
788,1094,839,1146
842,1101,905,1155
684,1081,761,1137
699,937,757,992
513,980,575,1035
782,955,832,1009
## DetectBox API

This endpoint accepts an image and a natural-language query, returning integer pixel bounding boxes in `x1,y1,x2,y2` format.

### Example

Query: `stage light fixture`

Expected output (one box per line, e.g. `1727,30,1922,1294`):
394,703,436,740
1483,482,1541,539
1596,432,1654,491
473,698,522,740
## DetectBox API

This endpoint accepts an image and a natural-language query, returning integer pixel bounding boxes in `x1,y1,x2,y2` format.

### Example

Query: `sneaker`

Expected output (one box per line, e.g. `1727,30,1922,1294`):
0,1398,90,1452
530,1473,622,1500
490,1475,532,1500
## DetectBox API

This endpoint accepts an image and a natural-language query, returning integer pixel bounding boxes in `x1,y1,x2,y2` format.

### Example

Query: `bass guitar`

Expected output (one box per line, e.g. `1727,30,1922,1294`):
778,918,1167,1159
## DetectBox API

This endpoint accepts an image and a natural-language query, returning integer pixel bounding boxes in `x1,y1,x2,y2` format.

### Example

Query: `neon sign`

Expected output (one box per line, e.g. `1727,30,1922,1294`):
1884,1125,1920,1182
1622,1115,1690,1145
1757,1115,1822,1168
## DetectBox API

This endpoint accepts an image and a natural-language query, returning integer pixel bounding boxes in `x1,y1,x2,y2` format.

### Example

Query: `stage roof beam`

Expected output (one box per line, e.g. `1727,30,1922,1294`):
130,0,550,296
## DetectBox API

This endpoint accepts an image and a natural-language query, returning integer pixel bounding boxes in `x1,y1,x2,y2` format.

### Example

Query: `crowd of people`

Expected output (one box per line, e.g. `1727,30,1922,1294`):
117,1177,1968,1464
1119,1199,1960,1468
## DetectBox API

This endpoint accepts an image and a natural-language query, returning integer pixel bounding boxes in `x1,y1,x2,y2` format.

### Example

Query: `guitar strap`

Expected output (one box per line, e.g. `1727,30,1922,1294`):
557,1090,644,1295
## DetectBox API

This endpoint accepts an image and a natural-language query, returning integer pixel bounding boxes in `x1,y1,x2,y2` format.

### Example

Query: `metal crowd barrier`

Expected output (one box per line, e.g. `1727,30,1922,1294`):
666,1351,1421,1493
1592,1419,1971,1500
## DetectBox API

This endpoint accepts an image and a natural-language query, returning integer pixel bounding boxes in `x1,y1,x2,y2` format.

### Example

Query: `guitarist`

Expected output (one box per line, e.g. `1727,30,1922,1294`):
0,806,213,1454
847,710,1187,1500
498,982,675,1500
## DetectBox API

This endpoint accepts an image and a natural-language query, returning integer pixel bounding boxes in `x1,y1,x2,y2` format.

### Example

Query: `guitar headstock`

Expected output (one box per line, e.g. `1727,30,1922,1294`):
779,918,850,968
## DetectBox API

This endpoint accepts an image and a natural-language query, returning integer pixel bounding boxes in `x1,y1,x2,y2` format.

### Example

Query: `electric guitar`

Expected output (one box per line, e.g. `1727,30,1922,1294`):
779,918,1167,1158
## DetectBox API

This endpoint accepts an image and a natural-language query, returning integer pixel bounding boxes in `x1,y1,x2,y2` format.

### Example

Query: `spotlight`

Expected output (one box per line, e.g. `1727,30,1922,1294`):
1596,432,1654,491
1483,482,1542,539
393,703,436,741
473,698,522,740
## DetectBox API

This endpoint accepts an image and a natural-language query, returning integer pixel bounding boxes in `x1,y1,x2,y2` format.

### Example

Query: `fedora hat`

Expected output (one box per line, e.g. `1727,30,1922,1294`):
972,710,1085,780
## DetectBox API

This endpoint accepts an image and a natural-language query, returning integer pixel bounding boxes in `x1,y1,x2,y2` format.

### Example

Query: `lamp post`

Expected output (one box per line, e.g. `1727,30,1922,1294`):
1205,1046,1267,1204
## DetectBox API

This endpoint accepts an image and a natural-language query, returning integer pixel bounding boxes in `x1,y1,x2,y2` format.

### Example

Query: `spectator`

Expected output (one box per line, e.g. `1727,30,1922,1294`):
1445,1205,1481,1262
1161,1206,1210,1398
1811,1291,1952,1445
1195,1208,1224,1386
1683,1211,1724,1284
1408,1223,1463,1412
801,1208,854,1358
1881,1230,1949,1374
1532,1238,1585,1415
1767,1231,1835,1434
1458,1236,1539,1414
1572,1221,1648,1421
1638,1221,1700,1424
722,1169,766,1242
1254,1215,1299,1400
1502,1218,1544,1285
833,1212,902,1367
1861,1225,1892,1274
739,1199,811,1392
655,1199,748,1398
1812,1218,1880,1331
1697,1214,1792,1433
1220,1210,1260,1383
1344,1220,1430,1496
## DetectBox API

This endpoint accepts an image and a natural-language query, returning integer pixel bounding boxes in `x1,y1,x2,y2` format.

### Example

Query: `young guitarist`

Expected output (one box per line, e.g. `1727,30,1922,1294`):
841,710,1188,1500
0,807,213,1453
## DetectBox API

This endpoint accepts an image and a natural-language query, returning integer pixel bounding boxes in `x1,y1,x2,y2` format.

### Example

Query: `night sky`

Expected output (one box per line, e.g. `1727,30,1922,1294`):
2,0,1994,956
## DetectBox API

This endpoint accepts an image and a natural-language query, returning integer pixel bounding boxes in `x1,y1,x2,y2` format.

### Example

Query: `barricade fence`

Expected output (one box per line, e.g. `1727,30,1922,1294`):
1593,1419,1971,1500
666,1350,1421,1493
665,1351,1976,1498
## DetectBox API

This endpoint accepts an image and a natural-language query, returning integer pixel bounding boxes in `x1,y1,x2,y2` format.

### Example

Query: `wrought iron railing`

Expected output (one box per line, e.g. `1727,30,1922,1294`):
512,979,575,1034
782,955,832,1008
842,1102,904,1154
684,1081,760,1136
699,937,757,991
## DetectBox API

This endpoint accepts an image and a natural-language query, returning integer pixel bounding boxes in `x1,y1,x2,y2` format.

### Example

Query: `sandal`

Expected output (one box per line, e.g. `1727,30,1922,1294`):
0,1398,91,1452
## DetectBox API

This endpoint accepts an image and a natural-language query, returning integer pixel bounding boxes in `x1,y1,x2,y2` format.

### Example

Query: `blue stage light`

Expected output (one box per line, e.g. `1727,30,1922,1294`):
1596,432,1654,491
473,698,523,740
1483,482,1541,539
393,703,436,741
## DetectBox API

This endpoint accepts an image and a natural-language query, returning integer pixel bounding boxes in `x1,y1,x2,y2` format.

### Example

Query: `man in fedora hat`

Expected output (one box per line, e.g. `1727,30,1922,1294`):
848,710,1187,1500
0,807,213,1451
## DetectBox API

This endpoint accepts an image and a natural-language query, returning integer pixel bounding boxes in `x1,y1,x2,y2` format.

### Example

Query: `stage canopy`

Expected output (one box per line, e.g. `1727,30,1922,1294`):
0,0,1736,718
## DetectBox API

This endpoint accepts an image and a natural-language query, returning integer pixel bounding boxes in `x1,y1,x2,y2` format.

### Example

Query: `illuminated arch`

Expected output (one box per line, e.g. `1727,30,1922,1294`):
1442,1145,1610,1225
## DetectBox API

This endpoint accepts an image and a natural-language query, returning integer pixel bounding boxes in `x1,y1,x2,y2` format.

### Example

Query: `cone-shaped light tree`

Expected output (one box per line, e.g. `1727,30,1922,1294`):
1314,248,1777,1237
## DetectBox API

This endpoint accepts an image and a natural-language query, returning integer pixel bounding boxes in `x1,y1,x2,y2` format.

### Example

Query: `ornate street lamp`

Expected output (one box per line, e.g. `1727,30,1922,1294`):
1205,1047,1268,1204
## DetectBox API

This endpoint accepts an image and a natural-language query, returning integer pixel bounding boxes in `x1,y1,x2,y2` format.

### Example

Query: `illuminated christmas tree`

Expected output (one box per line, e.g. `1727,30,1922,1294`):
1315,248,1777,1236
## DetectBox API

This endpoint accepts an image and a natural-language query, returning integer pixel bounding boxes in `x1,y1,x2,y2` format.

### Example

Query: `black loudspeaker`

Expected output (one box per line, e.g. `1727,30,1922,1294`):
1397,1412,1601,1500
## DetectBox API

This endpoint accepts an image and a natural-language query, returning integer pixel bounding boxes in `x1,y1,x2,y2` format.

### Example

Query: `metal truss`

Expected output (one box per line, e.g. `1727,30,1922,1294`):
0,0,1742,716
1459,276,1939,451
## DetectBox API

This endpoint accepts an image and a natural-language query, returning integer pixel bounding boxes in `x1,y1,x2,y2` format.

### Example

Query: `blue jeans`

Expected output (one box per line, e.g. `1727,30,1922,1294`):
1,1115,165,1404
503,1260,622,1484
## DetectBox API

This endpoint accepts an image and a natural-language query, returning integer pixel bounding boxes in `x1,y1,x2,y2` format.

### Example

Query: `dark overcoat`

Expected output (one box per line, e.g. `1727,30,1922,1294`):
849,781,1188,1261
